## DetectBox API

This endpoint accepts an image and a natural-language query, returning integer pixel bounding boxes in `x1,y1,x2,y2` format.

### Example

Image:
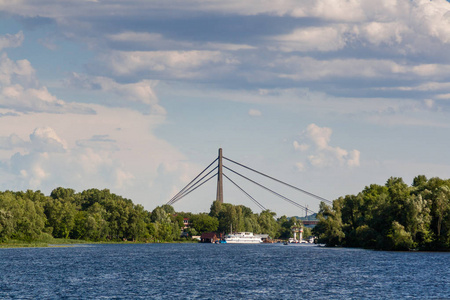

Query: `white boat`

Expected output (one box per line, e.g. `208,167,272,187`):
224,232,263,244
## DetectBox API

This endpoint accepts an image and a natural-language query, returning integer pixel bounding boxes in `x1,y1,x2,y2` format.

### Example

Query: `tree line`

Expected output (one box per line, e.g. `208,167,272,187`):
0,187,311,243
313,175,450,251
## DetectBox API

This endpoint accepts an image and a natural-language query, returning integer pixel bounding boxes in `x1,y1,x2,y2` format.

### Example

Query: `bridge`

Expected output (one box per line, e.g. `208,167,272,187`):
167,148,332,216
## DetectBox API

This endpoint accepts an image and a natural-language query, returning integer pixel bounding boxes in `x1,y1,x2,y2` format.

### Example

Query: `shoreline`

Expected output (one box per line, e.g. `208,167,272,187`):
0,239,199,249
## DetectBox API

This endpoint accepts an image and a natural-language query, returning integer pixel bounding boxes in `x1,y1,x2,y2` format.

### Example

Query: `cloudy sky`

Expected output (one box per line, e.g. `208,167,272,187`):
1,0,450,216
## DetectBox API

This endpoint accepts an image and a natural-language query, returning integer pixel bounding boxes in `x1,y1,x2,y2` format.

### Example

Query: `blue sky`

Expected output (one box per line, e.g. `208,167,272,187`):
1,0,450,216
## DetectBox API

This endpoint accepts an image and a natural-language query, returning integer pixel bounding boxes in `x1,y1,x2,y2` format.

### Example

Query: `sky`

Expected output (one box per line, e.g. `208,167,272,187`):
1,0,450,217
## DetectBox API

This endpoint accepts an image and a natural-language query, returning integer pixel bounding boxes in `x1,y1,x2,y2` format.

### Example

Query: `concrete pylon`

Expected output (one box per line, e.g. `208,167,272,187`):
216,148,223,203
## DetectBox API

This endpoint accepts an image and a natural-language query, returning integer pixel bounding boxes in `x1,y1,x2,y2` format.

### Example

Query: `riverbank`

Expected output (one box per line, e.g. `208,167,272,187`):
0,238,199,248
0,238,95,248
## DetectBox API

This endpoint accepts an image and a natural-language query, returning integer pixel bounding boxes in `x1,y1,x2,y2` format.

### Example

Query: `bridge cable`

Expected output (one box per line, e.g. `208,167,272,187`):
223,173,266,211
223,156,332,205
168,166,218,205
168,165,217,205
223,165,317,214
167,158,218,205
168,173,217,205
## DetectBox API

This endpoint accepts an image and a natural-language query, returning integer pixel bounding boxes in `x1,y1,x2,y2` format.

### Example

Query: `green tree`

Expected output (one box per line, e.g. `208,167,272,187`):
0,192,46,241
257,210,278,239
44,198,76,238
243,214,261,234
217,203,235,233
277,216,295,239
151,206,171,223
387,221,414,250
127,204,148,241
209,200,222,218
50,187,76,201
302,226,312,239
314,201,345,246
190,213,219,234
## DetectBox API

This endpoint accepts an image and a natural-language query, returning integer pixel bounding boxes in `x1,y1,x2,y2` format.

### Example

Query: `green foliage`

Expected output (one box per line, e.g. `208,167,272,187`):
209,200,222,218
313,175,450,250
44,198,77,238
387,221,414,250
0,188,153,243
151,206,171,223
277,216,296,239
190,213,219,234
0,191,46,242
258,210,279,238
314,201,345,246
302,226,312,238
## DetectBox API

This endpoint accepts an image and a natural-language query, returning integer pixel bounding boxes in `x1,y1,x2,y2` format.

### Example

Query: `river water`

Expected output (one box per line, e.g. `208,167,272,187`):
0,243,449,299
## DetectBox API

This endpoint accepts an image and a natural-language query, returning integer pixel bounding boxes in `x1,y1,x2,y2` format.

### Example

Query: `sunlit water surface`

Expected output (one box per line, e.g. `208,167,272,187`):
1,243,449,299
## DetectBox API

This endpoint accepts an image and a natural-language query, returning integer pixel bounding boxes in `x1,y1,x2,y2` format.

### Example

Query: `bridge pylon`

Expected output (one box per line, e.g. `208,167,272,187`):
216,148,224,203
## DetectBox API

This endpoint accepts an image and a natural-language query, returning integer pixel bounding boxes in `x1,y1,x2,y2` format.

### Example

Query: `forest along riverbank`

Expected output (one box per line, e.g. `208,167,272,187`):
0,188,312,245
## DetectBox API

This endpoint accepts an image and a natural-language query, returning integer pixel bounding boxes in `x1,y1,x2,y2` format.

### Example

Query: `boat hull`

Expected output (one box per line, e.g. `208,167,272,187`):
224,232,263,244
224,240,262,244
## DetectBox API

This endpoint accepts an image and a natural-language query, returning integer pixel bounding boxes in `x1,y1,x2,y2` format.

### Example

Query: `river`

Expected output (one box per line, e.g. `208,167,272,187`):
0,243,449,299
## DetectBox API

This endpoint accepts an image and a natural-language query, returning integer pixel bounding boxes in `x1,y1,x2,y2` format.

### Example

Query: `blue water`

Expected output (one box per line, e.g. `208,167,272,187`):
0,243,449,299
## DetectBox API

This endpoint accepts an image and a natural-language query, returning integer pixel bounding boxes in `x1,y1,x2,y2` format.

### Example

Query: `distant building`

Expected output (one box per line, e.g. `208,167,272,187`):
200,232,218,243
183,218,190,229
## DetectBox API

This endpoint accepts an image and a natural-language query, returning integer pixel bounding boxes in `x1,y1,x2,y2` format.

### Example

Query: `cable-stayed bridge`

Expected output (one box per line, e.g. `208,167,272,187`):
167,148,332,215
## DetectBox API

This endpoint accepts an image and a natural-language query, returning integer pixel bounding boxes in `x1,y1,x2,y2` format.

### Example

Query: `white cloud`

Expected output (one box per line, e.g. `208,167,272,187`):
295,162,305,171
304,123,331,150
0,104,198,209
76,135,119,151
76,147,113,175
293,141,309,151
0,83,93,114
29,163,49,188
115,168,135,189
107,31,163,43
360,22,408,46
0,53,93,114
248,109,262,117
203,42,255,51
107,31,255,52
0,134,27,150
424,99,434,109
294,124,361,169
0,52,36,86
29,127,67,153
270,20,413,53
101,50,239,79
11,151,51,189
69,73,165,114
274,56,450,81
272,26,349,52
412,0,450,44
309,0,366,22
384,81,450,92
0,31,24,51
347,150,361,167
436,93,450,99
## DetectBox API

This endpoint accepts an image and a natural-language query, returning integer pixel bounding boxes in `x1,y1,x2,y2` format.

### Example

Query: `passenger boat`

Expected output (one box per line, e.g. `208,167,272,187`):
224,232,263,244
